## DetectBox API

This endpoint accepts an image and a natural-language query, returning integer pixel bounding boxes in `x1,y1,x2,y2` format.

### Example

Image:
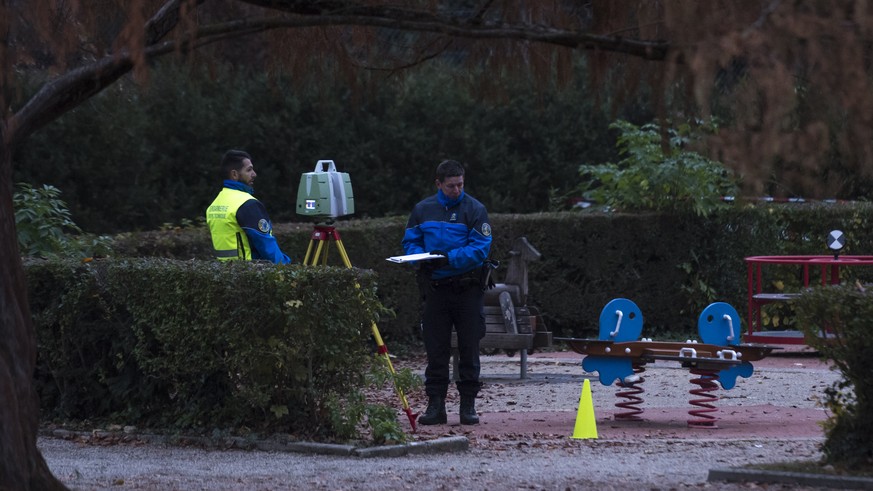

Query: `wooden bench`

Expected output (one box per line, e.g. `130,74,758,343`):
451,237,553,379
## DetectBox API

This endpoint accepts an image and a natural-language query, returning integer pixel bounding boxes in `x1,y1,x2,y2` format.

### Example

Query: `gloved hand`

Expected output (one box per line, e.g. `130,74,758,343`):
429,250,449,269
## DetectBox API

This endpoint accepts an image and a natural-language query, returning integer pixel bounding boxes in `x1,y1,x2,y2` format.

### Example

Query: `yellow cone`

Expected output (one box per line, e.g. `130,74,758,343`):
572,378,598,439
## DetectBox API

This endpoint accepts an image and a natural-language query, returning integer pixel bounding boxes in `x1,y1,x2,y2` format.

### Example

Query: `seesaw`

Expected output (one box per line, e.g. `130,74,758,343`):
558,298,781,428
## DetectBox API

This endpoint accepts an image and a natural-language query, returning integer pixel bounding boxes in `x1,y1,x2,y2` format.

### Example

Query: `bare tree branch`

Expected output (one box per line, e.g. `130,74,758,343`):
232,1,668,57
8,0,195,145
8,1,669,145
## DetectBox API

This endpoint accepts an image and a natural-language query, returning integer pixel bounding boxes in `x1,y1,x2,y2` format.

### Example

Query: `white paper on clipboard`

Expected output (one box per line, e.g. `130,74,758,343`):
385,252,445,264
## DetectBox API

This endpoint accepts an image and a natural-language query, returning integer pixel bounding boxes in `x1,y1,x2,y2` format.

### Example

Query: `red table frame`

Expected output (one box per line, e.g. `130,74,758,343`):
745,255,873,344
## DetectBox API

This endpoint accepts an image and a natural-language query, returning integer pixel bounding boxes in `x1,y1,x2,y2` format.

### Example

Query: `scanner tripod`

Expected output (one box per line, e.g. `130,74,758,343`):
302,222,418,431
303,224,353,267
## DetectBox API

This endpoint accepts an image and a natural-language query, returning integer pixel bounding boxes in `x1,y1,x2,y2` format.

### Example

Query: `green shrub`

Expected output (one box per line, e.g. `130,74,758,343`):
578,120,739,217
13,183,113,258
28,258,142,418
795,285,873,470
325,356,421,445
29,258,393,440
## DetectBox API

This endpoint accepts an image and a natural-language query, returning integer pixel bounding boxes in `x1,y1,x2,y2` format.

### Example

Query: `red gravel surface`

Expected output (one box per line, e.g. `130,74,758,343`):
407,348,834,445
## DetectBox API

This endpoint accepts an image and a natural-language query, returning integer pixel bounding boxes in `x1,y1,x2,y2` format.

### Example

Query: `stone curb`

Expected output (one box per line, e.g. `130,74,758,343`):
40,429,468,458
708,467,873,489
353,436,469,458
258,441,357,456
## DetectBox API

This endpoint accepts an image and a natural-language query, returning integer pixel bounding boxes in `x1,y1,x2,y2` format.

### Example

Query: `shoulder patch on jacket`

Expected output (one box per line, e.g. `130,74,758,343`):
258,219,271,233
481,223,492,237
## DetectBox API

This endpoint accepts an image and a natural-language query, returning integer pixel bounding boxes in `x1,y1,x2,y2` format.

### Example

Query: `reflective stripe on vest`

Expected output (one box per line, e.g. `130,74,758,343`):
214,248,239,258
206,188,255,261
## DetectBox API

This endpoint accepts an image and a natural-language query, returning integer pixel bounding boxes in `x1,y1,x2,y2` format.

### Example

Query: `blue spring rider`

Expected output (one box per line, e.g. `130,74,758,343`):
581,298,755,390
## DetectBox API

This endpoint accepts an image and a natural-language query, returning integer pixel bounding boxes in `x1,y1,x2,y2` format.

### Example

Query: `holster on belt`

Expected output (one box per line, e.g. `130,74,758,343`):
480,259,500,290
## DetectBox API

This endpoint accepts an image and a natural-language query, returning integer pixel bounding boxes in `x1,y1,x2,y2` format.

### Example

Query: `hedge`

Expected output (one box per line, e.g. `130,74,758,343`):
796,285,873,470
28,258,381,439
108,202,873,343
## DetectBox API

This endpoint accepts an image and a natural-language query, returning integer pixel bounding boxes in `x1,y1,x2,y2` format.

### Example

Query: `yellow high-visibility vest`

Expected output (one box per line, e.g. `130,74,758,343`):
206,188,256,261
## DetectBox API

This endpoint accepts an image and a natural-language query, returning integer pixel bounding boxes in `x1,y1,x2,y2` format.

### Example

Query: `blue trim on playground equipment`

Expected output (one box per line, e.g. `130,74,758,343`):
598,298,643,342
698,302,742,346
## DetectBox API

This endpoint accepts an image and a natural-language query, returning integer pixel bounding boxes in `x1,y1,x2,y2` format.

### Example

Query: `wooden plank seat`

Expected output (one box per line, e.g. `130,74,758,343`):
450,305,552,379
454,305,534,349
449,237,553,379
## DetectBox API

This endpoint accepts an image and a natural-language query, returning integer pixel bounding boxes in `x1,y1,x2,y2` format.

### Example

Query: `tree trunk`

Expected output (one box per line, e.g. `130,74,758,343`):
0,130,65,489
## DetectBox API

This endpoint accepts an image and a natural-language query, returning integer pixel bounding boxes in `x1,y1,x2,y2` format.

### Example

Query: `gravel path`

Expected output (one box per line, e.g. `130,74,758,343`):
41,350,840,490
43,437,824,490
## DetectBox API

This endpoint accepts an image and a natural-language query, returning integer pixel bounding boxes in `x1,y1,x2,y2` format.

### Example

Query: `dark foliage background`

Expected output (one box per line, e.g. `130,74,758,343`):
12,61,652,233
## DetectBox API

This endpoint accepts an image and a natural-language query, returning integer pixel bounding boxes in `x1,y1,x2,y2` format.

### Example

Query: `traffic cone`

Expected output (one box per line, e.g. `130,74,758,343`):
572,378,598,439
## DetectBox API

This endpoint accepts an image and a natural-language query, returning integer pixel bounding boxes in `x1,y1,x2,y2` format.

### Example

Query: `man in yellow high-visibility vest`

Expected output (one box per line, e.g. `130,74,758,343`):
206,150,291,264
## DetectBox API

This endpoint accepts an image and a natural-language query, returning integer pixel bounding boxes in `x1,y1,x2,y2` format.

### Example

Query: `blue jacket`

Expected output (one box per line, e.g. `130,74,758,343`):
402,190,492,280
217,180,291,264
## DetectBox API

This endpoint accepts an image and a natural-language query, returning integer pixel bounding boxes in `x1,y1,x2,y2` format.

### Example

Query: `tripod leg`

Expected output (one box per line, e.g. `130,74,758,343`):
369,320,417,431
304,239,317,265
309,240,326,266
307,232,418,430
303,239,324,266
320,242,331,265
334,239,354,269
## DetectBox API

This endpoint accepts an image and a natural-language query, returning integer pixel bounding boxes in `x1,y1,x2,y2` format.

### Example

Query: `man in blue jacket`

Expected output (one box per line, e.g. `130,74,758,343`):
402,159,492,425
206,149,291,264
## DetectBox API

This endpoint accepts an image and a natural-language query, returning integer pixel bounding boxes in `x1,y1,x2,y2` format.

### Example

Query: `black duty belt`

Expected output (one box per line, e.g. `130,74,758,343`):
431,270,480,288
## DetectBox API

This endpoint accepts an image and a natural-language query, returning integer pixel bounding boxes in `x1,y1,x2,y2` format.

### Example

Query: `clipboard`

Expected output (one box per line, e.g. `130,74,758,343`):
385,252,445,264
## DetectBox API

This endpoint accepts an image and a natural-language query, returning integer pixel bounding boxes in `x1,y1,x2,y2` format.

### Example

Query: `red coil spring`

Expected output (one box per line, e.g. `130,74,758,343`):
614,364,646,421
687,367,719,428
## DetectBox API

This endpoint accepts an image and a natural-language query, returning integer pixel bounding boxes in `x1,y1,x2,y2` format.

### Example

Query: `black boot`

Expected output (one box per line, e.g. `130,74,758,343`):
418,396,447,425
459,395,479,425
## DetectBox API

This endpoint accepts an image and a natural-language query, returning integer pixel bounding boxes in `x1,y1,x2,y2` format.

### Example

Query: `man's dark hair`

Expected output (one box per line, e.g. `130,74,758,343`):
436,160,465,182
222,149,252,177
